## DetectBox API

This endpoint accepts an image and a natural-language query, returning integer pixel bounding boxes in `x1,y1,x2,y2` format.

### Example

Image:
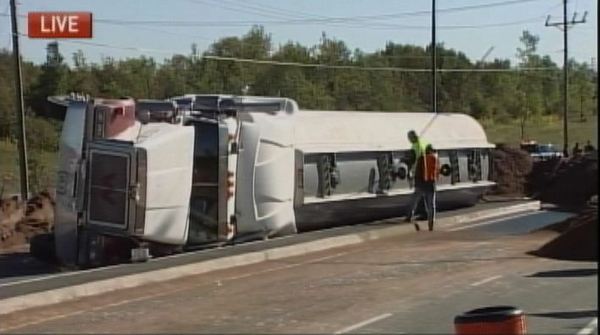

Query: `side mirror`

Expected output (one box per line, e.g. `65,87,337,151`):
440,164,452,177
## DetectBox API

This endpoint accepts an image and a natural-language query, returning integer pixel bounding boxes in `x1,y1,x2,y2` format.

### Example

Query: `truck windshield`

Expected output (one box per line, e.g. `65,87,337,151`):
188,120,221,244
174,98,193,110
192,121,218,182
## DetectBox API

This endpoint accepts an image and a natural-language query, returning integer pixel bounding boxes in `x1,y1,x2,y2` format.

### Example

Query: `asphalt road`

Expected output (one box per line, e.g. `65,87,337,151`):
1,210,596,334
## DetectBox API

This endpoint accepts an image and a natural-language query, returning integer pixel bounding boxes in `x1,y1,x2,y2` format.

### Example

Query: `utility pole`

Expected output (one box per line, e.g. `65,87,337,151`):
545,0,587,156
580,91,584,122
431,0,437,114
9,0,29,200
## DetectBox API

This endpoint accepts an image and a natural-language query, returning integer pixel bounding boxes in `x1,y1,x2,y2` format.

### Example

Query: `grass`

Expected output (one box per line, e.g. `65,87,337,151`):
0,140,57,197
482,114,598,148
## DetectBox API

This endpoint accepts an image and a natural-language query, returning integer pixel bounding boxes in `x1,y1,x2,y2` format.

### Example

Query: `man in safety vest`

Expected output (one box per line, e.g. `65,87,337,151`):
405,144,439,231
404,130,428,224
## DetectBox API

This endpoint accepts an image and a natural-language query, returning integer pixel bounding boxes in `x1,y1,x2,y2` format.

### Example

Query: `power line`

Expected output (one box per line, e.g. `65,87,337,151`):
187,0,404,30
190,0,557,31
201,54,558,73
187,0,423,30
0,1,565,31
89,0,549,27
75,15,552,30
11,32,559,73
196,0,566,32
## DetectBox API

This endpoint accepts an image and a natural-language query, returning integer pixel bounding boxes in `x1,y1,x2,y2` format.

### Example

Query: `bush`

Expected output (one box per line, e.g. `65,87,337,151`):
25,116,59,152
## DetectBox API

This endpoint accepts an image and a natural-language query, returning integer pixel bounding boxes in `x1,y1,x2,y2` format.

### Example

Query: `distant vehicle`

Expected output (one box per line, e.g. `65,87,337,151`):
520,141,563,161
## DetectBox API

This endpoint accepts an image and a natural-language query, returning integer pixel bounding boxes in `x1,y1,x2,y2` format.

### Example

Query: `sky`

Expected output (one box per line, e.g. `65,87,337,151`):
0,0,597,68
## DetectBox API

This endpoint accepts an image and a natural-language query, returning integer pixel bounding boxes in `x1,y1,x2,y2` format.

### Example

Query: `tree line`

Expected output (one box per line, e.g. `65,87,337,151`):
0,26,597,153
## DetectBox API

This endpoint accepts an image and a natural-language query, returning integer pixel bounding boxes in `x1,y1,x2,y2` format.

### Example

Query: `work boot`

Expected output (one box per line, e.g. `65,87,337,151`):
414,223,421,231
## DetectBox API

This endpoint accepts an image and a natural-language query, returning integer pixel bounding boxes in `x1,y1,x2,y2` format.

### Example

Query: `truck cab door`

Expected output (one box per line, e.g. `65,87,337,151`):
54,101,92,266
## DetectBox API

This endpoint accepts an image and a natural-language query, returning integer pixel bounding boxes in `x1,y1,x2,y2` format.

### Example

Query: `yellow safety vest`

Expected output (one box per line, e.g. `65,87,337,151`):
411,139,428,173
412,139,428,160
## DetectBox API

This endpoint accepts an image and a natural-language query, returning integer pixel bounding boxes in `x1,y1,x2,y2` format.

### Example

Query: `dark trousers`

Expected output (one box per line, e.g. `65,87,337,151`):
408,183,436,228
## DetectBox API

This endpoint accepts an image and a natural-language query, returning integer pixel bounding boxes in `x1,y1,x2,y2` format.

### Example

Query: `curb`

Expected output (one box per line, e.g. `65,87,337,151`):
0,201,540,316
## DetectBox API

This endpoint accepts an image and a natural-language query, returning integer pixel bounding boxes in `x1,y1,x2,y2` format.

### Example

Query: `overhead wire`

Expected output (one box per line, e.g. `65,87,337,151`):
201,54,559,72
0,1,566,31
10,31,558,72
186,0,417,30
93,0,549,27
196,0,558,31
2,0,587,71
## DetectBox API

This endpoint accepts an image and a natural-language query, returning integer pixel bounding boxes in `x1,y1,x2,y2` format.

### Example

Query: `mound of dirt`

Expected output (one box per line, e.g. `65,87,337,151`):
489,145,533,196
0,229,28,249
532,154,598,208
0,190,55,250
526,157,563,195
530,207,598,261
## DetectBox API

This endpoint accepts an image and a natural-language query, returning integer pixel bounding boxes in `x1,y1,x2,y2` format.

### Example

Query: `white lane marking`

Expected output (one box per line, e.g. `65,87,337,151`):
448,211,535,231
470,275,502,287
0,248,363,332
334,313,393,334
219,249,359,282
577,318,598,335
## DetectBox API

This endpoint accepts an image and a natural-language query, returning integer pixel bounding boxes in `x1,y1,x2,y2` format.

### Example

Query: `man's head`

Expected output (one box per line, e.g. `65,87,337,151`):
425,144,435,154
407,130,418,143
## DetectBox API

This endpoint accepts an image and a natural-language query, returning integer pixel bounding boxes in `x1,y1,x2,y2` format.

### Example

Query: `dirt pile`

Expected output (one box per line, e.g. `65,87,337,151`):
526,157,563,195
528,153,598,207
530,206,598,261
489,145,533,196
0,190,55,250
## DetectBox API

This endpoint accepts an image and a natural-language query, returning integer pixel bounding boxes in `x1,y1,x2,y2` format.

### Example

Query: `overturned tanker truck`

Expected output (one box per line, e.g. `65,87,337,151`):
49,95,495,267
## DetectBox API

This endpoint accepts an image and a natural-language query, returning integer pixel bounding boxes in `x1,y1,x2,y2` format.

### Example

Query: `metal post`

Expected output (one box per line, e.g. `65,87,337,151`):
9,0,29,200
562,0,569,156
432,0,437,114
580,92,584,122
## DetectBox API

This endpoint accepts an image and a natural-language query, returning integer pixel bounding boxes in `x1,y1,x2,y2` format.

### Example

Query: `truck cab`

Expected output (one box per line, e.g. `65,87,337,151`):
53,95,293,267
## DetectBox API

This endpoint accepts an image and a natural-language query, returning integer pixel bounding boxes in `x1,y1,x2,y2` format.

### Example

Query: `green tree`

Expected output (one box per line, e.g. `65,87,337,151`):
29,42,70,116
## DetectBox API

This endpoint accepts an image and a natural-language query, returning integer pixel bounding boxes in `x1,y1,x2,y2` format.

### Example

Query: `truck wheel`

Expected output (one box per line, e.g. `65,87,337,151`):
30,233,57,264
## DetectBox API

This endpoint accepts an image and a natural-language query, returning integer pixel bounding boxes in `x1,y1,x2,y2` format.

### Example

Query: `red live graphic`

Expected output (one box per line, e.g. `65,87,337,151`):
28,12,92,38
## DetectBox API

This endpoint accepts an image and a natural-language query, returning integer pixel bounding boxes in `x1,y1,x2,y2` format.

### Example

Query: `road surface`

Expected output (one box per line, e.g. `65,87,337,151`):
1,210,596,334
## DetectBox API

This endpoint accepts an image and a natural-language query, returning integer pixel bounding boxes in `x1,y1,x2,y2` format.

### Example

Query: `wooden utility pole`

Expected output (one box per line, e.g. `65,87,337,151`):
9,0,29,200
431,0,437,113
546,0,587,156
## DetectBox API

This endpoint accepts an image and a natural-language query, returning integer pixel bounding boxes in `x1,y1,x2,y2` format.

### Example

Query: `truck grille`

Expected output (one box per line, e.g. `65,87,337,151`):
88,151,129,228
